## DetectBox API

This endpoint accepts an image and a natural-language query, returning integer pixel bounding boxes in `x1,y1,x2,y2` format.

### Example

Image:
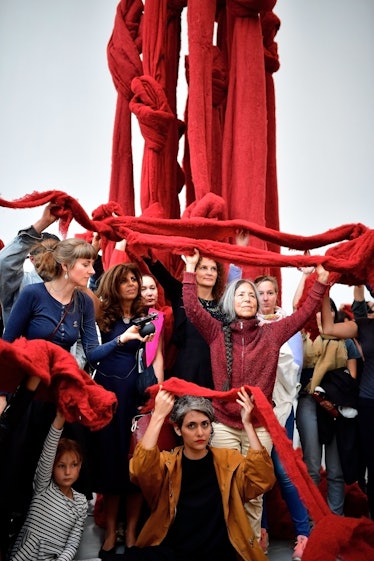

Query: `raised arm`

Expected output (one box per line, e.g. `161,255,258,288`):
292,266,315,311
320,292,358,339
236,388,262,451
351,285,368,319
0,203,58,323
33,411,65,494
140,388,174,449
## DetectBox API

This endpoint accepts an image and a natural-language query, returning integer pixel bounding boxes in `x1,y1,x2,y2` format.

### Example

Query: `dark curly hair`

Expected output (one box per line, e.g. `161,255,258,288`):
96,263,147,332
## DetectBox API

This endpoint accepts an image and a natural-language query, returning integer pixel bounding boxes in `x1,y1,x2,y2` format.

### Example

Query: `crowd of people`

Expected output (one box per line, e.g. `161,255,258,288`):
0,204,373,561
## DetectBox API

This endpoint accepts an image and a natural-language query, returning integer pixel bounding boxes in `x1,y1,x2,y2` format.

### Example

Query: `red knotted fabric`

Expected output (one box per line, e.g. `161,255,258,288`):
129,75,176,213
91,200,125,270
0,338,117,430
262,9,282,290
107,0,143,214
1,191,374,296
139,0,184,218
186,0,216,201
222,1,271,279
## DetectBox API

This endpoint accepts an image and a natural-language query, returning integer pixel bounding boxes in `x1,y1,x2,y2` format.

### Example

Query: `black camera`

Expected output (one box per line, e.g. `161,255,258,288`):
133,312,158,337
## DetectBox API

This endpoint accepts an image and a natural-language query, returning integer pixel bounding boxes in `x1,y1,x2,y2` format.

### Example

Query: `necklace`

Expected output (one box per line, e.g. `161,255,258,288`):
48,281,66,293
122,316,132,324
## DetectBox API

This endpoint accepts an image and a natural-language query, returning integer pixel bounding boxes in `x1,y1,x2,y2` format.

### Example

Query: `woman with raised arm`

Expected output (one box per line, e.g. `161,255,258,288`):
182,249,330,542
143,252,226,388
127,386,275,561
321,288,374,519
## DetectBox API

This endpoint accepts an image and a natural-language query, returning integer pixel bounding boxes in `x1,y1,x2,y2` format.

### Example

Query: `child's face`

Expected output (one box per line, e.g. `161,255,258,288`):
53,451,81,494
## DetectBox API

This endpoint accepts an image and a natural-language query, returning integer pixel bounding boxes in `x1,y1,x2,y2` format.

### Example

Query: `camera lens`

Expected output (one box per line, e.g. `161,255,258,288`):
139,322,156,337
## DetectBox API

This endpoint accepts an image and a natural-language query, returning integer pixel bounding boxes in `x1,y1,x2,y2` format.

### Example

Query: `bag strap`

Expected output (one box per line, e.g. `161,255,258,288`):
137,343,148,373
46,301,72,341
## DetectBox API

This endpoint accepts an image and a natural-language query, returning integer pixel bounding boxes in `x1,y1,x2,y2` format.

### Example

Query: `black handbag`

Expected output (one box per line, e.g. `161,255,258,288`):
136,346,157,397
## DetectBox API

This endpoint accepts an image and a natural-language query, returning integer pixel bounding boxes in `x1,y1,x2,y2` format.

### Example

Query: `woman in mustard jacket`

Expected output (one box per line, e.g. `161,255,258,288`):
128,387,275,561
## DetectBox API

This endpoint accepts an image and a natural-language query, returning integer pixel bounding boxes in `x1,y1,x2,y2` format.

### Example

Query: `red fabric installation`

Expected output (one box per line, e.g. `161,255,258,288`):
107,0,143,214
261,8,282,289
129,75,175,213
141,378,374,559
1,191,373,294
105,1,282,284
139,0,184,218
0,338,117,430
186,0,216,201
302,514,374,561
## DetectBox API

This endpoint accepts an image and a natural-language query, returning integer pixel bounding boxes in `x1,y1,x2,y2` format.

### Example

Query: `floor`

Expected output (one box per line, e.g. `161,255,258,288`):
75,504,297,561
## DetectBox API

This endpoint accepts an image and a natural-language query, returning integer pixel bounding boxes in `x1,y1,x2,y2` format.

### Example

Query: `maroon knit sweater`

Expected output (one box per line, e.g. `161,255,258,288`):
182,272,328,428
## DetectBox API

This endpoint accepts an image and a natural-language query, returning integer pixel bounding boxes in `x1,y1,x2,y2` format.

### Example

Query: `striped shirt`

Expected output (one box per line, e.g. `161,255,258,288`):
10,425,87,561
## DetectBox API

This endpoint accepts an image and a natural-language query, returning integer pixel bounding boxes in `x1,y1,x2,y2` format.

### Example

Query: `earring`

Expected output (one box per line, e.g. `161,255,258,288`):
208,427,214,445
64,272,68,280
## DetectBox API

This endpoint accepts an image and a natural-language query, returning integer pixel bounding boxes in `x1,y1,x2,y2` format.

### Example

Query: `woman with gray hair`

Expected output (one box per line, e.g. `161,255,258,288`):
128,386,275,561
182,249,330,542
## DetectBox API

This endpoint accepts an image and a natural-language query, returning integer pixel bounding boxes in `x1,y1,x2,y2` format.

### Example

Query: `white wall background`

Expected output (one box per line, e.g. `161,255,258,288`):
0,0,373,310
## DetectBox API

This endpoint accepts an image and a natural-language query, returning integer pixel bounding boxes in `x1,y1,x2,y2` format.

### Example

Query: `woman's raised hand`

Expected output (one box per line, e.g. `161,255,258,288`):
153,387,175,420
236,387,255,426
315,264,330,286
184,248,200,272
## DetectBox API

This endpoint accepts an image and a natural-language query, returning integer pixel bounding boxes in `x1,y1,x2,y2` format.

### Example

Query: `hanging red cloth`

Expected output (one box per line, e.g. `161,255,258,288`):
0,338,117,430
221,0,275,279
107,0,143,214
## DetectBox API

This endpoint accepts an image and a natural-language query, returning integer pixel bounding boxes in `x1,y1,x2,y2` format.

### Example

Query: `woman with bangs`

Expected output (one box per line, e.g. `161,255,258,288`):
143,252,227,388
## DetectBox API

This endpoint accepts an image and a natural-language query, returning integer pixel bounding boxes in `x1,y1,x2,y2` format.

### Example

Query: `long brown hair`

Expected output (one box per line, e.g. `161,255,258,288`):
195,255,226,300
33,238,97,282
96,263,146,332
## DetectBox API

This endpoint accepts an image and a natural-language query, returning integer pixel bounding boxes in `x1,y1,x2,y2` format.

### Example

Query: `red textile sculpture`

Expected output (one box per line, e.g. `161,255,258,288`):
1,191,374,297
129,75,176,213
107,0,143,215
105,0,282,283
186,0,216,201
261,8,282,287
0,338,117,430
140,0,185,218
222,1,269,279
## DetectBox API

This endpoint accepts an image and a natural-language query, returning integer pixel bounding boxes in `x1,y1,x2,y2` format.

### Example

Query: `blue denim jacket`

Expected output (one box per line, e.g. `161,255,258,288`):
0,225,44,327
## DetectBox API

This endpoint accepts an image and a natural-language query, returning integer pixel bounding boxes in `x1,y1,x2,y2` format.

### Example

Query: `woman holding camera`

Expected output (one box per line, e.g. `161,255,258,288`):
89,263,156,557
